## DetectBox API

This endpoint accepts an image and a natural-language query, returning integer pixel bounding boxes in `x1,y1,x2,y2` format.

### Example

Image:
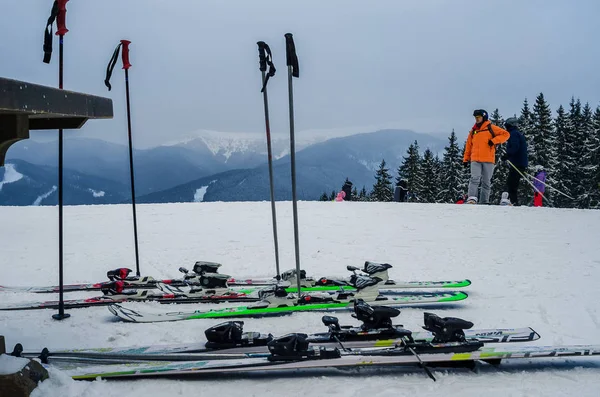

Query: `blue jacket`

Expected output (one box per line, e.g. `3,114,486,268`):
505,125,528,168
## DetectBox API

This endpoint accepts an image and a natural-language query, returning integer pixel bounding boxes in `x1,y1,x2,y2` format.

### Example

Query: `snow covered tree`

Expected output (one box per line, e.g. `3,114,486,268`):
420,148,438,203
329,190,336,201
319,192,329,201
519,98,535,165
517,99,537,203
490,108,503,126
489,109,508,204
588,106,600,208
531,93,554,170
352,186,358,199
567,98,585,208
438,130,464,203
397,140,423,198
371,159,394,202
551,105,571,208
575,103,595,208
358,186,369,201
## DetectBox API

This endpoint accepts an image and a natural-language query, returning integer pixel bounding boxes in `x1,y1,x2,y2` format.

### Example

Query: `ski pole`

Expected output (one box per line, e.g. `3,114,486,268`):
43,0,71,321
104,40,142,276
400,338,436,382
507,160,552,206
257,41,280,280
284,33,302,299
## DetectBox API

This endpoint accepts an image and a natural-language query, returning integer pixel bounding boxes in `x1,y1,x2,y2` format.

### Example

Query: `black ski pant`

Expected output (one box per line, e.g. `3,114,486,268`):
506,165,525,205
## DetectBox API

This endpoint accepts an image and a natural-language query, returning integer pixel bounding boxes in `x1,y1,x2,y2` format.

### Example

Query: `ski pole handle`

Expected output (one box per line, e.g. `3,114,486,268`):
56,0,69,36
257,41,267,72
120,40,132,69
284,33,299,77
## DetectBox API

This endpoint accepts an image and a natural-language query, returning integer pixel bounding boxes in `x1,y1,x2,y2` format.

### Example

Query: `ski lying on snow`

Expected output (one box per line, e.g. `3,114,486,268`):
66,344,600,380
21,327,540,364
108,291,468,323
0,261,470,293
0,286,258,311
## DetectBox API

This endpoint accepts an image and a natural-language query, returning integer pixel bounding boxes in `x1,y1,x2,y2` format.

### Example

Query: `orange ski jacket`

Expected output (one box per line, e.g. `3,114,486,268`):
463,120,509,164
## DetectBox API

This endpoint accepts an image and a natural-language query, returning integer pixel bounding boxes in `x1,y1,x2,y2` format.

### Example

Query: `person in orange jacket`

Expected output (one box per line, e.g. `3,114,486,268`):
462,109,510,204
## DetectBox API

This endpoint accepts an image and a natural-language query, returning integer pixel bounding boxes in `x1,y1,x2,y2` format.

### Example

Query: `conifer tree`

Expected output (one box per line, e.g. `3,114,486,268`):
319,192,329,201
439,130,463,203
566,98,584,208
397,140,423,198
519,98,535,165
372,159,394,201
420,148,437,203
575,103,595,208
531,93,554,170
589,106,600,208
489,109,508,203
359,186,368,201
551,105,571,207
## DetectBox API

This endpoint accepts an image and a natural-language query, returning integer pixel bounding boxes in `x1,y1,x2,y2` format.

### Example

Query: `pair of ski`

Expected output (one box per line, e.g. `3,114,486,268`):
0,261,471,293
105,263,468,322
16,300,598,381
0,262,470,312
20,300,537,364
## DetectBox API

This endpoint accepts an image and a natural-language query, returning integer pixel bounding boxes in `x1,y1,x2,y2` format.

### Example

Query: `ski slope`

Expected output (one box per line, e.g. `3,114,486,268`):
0,202,599,397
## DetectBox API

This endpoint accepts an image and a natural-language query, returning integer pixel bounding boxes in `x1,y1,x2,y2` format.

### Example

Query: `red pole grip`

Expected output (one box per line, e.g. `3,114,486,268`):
120,40,132,69
56,0,69,35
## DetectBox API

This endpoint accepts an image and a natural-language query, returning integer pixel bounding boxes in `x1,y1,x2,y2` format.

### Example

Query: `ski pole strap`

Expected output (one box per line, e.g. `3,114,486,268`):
284,33,299,78
43,1,59,64
257,41,276,92
120,40,132,70
105,42,123,90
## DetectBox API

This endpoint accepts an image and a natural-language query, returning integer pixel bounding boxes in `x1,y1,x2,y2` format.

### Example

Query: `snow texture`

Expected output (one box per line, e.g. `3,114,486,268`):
0,163,23,192
33,186,57,206
163,126,377,160
88,189,105,198
0,354,30,375
0,202,599,396
193,186,209,202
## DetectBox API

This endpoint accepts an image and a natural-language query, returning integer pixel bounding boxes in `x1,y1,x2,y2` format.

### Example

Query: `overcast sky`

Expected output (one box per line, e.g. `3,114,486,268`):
2,0,599,148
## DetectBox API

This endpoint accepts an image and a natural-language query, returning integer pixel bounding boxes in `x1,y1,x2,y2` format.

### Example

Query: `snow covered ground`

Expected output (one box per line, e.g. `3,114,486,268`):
0,201,599,397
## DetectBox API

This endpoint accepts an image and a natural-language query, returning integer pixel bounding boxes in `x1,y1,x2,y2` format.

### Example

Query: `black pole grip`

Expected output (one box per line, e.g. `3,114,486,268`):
257,41,267,72
284,33,299,78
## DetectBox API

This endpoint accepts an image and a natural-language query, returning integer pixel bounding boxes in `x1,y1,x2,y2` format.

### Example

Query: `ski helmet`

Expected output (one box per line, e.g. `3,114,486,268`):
473,109,489,121
504,117,519,128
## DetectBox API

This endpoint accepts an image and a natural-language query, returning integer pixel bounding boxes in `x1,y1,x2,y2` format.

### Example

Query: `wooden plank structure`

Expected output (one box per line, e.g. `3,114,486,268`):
0,77,113,165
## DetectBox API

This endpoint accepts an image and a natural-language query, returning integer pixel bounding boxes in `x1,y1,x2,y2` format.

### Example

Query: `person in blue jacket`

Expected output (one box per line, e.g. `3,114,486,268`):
501,117,528,205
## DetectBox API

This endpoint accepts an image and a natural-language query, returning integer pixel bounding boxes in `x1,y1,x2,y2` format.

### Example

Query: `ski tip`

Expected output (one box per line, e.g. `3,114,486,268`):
439,291,469,302
444,279,471,288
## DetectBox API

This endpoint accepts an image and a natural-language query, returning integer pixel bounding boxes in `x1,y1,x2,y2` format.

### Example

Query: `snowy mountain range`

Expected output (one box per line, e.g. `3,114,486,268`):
1,129,445,206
